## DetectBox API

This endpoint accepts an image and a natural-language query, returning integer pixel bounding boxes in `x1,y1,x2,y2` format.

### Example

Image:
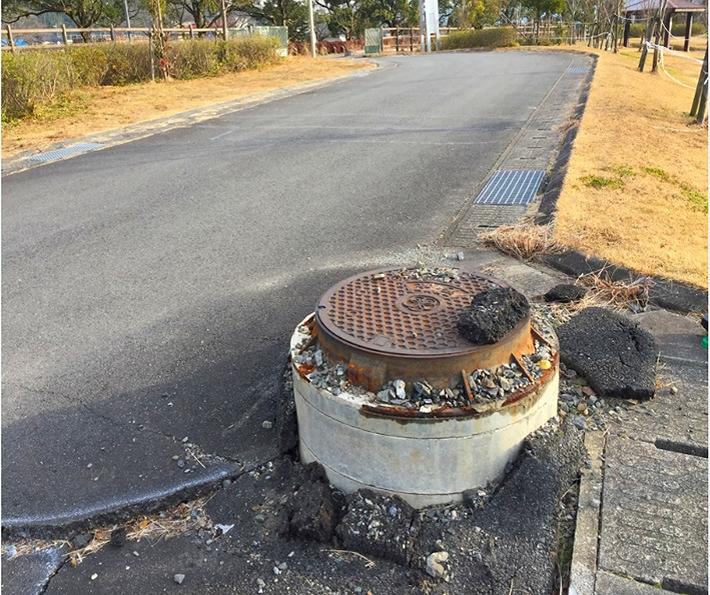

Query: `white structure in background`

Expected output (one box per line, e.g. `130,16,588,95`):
418,0,440,52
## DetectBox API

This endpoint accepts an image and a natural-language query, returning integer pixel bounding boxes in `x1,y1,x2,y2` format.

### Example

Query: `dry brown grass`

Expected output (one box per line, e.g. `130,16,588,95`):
576,269,653,308
548,45,708,287
480,222,560,259
1,56,372,158
2,496,214,566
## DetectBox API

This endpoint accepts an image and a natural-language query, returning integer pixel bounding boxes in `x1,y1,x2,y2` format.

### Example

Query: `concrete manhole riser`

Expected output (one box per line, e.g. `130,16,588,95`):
290,309,559,508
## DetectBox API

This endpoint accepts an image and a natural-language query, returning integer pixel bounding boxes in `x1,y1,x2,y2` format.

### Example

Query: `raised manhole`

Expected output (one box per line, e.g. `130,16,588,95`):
474,169,545,205
315,267,534,390
291,266,560,507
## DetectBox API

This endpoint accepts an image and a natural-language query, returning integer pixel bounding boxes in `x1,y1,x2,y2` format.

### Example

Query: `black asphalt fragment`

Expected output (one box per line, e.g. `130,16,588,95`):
544,283,588,303
557,307,659,400
457,287,530,345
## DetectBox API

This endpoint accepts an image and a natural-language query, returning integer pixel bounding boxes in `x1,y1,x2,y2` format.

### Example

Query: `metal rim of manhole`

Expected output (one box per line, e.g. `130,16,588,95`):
316,266,513,357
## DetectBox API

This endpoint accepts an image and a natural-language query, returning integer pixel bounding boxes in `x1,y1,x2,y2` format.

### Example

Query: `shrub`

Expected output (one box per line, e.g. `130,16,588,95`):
439,27,517,50
1,36,281,122
168,40,222,79
671,21,706,36
221,36,280,72
2,50,74,120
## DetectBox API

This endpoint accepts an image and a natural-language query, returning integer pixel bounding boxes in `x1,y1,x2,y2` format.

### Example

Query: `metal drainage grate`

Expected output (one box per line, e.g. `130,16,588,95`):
474,170,545,206
568,65,590,75
28,143,105,163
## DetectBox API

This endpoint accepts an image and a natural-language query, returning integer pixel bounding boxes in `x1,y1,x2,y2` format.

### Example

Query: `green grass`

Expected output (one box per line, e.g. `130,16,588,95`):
680,183,708,213
581,175,624,189
642,166,671,181
613,164,635,178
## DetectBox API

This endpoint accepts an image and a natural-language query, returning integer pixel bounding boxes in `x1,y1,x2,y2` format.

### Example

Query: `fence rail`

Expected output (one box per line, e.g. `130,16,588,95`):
1,24,288,53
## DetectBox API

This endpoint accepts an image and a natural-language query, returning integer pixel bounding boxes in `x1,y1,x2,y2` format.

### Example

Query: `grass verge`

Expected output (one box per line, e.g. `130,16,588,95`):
551,45,707,287
2,56,372,159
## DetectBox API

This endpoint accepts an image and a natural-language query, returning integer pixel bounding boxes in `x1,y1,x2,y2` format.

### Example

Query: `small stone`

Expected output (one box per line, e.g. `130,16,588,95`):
273,566,282,575
456,252,465,261
173,574,185,585
670,386,678,395
261,420,273,429
222,479,232,488
90,574,98,581
177,459,185,468
392,379,407,400
255,514,266,523
257,578,267,588
573,416,586,430
132,551,140,557
576,403,587,414
278,562,287,570
72,533,92,549
426,551,449,578
110,527,127,548
314,350,324,366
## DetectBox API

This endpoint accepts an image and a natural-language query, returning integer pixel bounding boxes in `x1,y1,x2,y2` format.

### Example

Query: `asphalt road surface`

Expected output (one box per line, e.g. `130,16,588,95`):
2,51,576,528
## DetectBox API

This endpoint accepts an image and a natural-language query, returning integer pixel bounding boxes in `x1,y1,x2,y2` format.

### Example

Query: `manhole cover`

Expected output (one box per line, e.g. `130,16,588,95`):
315,267,534,389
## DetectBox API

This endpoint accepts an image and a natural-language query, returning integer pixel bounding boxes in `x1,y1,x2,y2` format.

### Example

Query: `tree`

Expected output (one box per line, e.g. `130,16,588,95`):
447,0,499,27
358,0,417,27
2,0,129,28
234,0,308,39
520,0,565,35
315,0,364,39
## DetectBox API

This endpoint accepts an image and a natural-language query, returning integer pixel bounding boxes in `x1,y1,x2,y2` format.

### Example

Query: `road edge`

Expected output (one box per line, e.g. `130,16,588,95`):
1,58,383,177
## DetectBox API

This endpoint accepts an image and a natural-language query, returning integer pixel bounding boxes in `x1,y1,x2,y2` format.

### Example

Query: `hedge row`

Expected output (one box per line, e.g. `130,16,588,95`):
628,21,706,38
439,27,518,50
2,36,280,121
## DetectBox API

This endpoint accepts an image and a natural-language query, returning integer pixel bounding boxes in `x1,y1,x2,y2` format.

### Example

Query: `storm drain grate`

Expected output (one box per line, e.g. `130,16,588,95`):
28,143,105,163
568,65,590,75
474,169,545,206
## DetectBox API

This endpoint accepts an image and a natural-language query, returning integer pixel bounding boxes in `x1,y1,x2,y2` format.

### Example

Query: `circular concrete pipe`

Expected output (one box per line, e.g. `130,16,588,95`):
291,267,559,508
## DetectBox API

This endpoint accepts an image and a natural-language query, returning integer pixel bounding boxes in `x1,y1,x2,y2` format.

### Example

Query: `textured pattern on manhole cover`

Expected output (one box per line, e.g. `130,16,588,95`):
28,143,105,163
474,170,545,206
316,268,505,356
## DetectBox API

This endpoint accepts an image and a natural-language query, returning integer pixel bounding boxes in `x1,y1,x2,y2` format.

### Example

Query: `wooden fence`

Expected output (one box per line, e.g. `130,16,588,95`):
1,24,274,52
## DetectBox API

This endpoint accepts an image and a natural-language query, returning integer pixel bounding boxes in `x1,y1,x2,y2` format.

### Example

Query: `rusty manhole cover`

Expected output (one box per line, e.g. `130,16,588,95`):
314,267,535,389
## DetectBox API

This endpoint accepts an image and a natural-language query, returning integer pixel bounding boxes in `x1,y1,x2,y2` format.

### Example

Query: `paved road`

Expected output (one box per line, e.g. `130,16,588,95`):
2,51,575,527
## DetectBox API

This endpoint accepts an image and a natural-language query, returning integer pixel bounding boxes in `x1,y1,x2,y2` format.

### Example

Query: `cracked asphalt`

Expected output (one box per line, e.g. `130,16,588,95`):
2,51,577,530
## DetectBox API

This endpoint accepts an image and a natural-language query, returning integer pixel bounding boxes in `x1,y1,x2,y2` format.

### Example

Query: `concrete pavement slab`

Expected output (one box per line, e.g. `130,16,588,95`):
1,547,65,595
595,571,678,595
598,435,708,593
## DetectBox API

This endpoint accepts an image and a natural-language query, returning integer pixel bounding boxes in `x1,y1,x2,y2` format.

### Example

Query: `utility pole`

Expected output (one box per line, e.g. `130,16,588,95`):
307,0,317,57
123,0,132,41
418,0,429,52
221,0,229,40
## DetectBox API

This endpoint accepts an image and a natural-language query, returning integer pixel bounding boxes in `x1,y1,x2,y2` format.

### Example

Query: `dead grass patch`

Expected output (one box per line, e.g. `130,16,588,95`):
2,496,216,566
479,222,560,260
576,269,653,309
2,56,373,158
547,45,707,287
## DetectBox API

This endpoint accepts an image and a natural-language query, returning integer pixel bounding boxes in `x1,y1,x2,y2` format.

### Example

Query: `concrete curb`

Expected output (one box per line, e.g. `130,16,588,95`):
1,462,241,539
539,250,708,314
569,431,604,595
535,54,597,226
2,59,383,177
